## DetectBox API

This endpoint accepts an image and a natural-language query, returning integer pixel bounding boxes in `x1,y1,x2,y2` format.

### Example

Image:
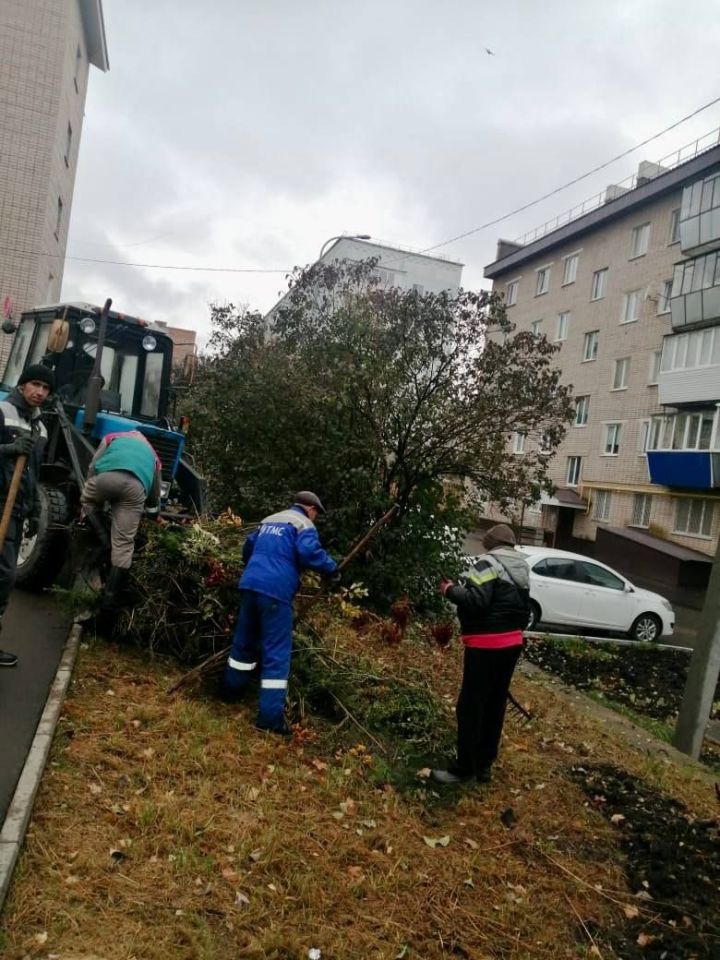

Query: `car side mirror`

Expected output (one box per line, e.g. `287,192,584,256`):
624,583,634,593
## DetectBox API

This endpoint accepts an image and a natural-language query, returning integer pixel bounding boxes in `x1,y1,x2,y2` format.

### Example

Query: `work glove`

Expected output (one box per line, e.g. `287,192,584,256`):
326,569,343,588
439,578,454,596
0,435,36,459
26,507,41,539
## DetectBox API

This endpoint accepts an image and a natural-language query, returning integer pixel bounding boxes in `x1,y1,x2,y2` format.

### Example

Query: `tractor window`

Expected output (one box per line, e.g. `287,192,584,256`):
3,318,37,386
141,352,163,417
28,323,51,366
117,354,138,414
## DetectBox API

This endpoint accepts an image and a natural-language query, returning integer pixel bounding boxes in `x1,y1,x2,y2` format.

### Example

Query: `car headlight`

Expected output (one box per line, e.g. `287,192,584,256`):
660,599,673,613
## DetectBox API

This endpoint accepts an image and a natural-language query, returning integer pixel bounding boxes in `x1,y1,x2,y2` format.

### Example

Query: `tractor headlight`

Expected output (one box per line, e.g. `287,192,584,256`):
142,334,157,351
79,316,96,335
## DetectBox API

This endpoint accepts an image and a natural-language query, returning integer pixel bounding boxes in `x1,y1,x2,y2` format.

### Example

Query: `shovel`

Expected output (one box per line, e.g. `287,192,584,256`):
0,455,28,551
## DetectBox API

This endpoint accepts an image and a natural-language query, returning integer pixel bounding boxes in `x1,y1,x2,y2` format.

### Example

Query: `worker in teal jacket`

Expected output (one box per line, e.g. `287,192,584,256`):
81,430,162,605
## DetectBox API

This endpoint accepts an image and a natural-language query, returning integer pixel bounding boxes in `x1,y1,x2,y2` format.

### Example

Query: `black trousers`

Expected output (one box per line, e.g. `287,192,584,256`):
0,516,21,626
455,644,522,776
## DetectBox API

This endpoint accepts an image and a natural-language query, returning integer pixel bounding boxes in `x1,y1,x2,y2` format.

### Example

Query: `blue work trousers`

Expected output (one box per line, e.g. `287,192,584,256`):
222,589,294,729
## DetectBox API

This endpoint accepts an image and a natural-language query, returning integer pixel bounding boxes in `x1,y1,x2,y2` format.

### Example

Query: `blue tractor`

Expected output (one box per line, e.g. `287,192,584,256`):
0,299,206,588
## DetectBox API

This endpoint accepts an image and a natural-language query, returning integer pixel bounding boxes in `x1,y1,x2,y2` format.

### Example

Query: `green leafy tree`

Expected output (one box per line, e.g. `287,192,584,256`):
184,260,574,607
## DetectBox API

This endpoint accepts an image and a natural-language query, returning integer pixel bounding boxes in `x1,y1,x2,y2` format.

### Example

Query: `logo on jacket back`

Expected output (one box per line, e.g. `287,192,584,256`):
260,524,287,537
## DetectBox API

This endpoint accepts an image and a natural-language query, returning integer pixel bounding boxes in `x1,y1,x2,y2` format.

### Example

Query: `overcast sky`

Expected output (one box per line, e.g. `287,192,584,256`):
62,0,720,344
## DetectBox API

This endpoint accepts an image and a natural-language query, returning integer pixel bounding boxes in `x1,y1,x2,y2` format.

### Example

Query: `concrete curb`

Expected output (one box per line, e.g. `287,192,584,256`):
0,620,82,913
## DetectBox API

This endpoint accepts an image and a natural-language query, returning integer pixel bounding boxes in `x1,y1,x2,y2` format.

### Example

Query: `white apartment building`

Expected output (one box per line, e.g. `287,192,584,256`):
483,137,720,580
265,237,463,322
0,0,108,366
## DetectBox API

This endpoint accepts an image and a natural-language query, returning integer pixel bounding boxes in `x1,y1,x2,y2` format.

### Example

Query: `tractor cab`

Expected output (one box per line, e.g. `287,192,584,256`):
0,301,206,588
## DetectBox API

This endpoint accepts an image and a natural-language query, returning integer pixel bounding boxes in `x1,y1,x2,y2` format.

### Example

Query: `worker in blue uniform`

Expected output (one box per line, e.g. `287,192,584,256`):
221,491,338,734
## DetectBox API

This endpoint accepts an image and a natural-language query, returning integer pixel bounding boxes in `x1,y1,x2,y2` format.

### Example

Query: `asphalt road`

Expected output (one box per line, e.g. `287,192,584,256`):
0,589,69,824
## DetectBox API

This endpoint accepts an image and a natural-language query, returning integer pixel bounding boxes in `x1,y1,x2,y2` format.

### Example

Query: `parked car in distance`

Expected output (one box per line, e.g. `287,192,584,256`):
511,547,674,642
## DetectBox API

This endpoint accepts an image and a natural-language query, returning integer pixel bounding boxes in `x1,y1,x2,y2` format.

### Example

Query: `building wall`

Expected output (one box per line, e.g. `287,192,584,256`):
490,185,720,557
325,238,463,294
0,0,92,366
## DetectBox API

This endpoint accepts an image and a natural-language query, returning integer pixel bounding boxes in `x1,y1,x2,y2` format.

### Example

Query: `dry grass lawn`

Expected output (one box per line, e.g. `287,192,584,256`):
1,613,717,960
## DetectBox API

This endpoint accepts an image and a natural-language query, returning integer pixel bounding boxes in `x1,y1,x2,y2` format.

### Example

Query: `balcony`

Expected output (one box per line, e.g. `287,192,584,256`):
679,171,720,255
670,251,720,330
658,327,720,404
646,450,720,489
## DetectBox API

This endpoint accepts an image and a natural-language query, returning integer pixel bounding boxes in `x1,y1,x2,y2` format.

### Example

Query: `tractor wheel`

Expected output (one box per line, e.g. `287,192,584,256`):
16,484,71,590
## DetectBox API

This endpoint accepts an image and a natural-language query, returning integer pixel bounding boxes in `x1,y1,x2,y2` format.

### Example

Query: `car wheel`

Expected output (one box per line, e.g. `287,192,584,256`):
527,601,541,631
630,613,661,643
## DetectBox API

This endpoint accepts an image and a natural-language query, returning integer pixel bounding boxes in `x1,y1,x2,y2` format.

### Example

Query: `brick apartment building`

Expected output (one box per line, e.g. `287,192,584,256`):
483,135,720,590
0,0,108,367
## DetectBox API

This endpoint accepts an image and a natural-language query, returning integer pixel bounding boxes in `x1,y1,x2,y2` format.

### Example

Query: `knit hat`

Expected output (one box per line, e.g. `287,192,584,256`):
294,490,326,513
483,523,516,550
18,364,55,394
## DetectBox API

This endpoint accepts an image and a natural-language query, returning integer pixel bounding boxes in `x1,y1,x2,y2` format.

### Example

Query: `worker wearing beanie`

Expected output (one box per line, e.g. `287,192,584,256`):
433,523,530,785
221,491,339,735
0,365,54,667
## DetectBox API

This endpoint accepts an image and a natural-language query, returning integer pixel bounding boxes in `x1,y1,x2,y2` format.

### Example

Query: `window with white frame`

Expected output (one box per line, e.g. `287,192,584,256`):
603,423,622,455
555,311,570,341
630,222,650,258
531,319,543,336
526,500,542,515
539,431,552,454
536,266,551,296
631,494,652,528
513,432,526,454
562,253,579,285
575,395,590,426
648,410,715,451
592,489,612,521
621,289,642,324
638,419,651,454
506,279,518,306
591,268,608,301
674,497,714,537
660,327,720,372
566,456,582,486
658,279,672,314
648,350,662,384
583,330,599,361
612,357,629,390
669,208,680,244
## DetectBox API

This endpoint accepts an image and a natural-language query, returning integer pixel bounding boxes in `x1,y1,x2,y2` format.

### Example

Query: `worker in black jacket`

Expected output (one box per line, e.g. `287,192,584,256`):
0,365,53,667
433,523,529,785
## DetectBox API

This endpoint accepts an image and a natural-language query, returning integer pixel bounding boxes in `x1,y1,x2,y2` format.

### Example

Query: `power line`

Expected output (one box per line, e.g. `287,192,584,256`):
0,242,289,274
416,93,720,256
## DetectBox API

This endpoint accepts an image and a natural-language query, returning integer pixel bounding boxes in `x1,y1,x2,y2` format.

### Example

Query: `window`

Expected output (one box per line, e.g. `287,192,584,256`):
539,431,552,454
54,196,63,239
412,283,424,294
661,327,720,372
583,331,599,361
674,498,714,537
531,319,542,336
669,208,680,244
566,456,582,486
612,357,629,390
577,560,624,590
638,419,650,454
648,350,662,384
505,279,518,306
621,289,642,324
575,395,589,426
603,423,622,456
649,411,716,450
592,490,612,521
512,432,526,454
591,268,608,301
631,494,652,528
374,267,396,286
555,311,569,341
64,123,72,166
536,266,551,296
657,279,672,314
534,558,577,581
630,222,650,258
562,254,579,285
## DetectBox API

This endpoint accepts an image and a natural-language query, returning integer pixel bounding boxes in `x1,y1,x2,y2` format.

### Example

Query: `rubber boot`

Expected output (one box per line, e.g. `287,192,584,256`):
101,566,128,610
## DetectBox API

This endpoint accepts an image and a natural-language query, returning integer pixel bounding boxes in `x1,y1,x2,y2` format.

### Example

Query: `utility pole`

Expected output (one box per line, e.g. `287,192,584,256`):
673,536,720,759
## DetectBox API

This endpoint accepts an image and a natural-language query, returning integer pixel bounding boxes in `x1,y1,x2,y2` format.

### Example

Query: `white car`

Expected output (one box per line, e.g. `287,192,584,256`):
514,546,675,642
